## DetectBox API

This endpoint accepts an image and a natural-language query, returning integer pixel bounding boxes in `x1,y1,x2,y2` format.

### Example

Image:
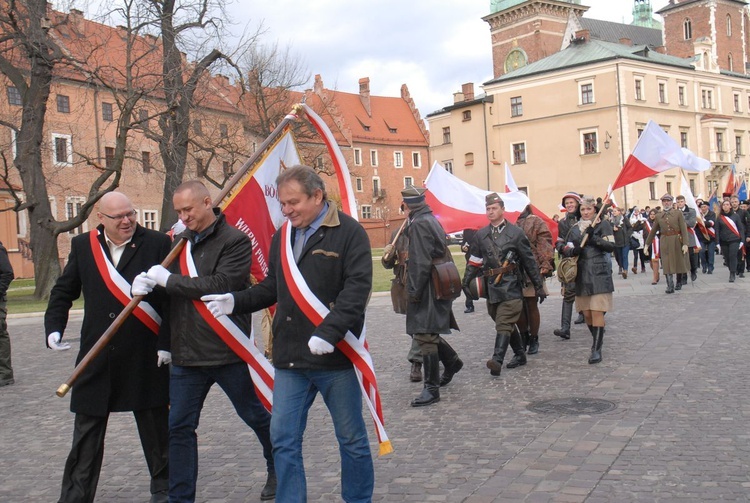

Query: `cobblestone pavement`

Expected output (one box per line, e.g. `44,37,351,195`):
1,265,749,502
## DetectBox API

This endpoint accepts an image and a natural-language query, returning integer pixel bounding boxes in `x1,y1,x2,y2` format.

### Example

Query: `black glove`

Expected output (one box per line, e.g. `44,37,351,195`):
584,225,595,237
535,287,547,304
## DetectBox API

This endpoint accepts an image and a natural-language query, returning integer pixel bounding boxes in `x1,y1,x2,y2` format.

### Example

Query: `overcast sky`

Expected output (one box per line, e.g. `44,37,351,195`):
225,0,671,118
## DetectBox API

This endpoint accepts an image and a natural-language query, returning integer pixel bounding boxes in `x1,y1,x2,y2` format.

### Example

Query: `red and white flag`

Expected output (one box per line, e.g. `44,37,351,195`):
605,184,618,208
424,162,558,242
504,162,518,192
680,173,703,250
611,120,710,190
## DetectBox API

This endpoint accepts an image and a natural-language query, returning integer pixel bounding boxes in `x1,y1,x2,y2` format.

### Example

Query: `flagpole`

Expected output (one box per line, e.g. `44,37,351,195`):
56,104,305,398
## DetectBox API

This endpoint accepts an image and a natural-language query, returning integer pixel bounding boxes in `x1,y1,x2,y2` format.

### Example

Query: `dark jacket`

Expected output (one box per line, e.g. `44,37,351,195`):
404,203,454,335
460,228,477,261
0,241,13,300
463,220,544,304
611,214,633,248
556,211,579,254
234,204,372,370
568,221,616,297
698,210,717,244
166,211,254,366
45,224,170,416
715,210,745,245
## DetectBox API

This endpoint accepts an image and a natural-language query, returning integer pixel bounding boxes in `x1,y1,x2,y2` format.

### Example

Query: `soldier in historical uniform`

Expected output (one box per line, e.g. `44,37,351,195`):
554,191,584,339
462,193,546,377
644,194,690,294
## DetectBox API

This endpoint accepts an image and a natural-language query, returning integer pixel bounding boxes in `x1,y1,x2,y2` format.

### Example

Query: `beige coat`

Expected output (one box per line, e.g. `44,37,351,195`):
644,208,689,274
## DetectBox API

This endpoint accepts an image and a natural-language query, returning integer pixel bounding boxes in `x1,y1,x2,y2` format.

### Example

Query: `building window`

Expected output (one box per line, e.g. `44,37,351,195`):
689,178,696,195
193,119,202,135
361,205,372,219
734,93,741,112
104,146,115,168
52,133,73,165
582,132,598,154
727,14,732,37
353,148,362,166
355,177,363,192
370,149,378,167
142,151,151,173
404,176,413,188
465,152,474,165
57,94,70,113
728,53,734,72
138,108,149,126
678,85,686,106
684,18,692,40
635,79,643,100
658,82,666,103
101,102,113,122
580,83,594,105
649,182,656,200
196,158,205,177
735,136,742,156
394,151,403,168
442,127,451,144
6,86,22,106
510,96,523,117
372,177,381,197
313,156,324,169
412,152,421,168
443,161,453,174
666,181,672,194
701,89,713,109
142,210,157,230
716,132,724,152
637,128,644,138
511,142,526,164
219,124,228,139
681,131,688,148
66,198,85,235
462,110,471,121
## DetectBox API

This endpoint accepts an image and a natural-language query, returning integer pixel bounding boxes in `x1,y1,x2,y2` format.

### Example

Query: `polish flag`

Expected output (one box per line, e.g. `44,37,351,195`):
424,162,558,242
605,184,618,208
680,173,703,250
504,162,518,192
611,120,710,191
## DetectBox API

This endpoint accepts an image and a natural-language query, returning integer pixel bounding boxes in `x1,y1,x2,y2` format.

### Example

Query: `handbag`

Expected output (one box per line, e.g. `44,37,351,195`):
431,260,462,300
390,276,408,314
556,255,578,283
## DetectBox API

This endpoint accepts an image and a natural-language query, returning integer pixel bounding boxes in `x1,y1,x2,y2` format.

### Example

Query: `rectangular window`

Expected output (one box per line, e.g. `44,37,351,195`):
370,149,378,167
66,198,85,235
716,132,724,152
649,182,656,200
412,152,421,168
736,136,743,156
462,110,471,121
666,181,672,194
104,146,115,168
510,96,523,117
658,83,666,103
142,210,157,230
404,176,413,188
394,151,403,168
353,148,362,166
57,95,70,113
734,93,741,112
580,83,594,105
372,177,380,196
680,131,688,148
53,134,73,165
583,132,597,154
512,142,526,164
219,124,228,139
678,85,686,106
444,161,453,174
142,151,151,173
355,177,363,192
6,86,22,106
635,79,643,100
689,178,696,195
361,205,372,219
193,119,202,135
701,89,713,109
442,127,451,144
101,102,113,122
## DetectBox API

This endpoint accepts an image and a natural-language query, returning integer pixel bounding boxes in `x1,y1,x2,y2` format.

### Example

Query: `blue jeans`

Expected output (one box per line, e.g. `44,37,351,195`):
168,363,273,503
272,368,374,503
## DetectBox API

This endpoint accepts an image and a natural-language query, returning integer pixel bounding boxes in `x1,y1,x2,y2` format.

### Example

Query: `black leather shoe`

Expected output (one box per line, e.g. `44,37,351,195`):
506,354,526,368
261,472,277,501
553,328,570,339
691,271,697,282
150,491,168,503
486,359,502,377
463,306,474,313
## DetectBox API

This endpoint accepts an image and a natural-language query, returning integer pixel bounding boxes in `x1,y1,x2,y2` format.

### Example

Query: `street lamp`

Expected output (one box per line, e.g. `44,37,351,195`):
604,131,612,150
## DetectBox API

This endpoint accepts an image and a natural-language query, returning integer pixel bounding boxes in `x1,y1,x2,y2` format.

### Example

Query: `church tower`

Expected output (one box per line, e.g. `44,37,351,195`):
484,0,588,78
632,0,663,29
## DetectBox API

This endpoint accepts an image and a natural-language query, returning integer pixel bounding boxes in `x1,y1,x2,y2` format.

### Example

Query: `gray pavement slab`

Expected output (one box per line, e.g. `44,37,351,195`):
1,263,749,502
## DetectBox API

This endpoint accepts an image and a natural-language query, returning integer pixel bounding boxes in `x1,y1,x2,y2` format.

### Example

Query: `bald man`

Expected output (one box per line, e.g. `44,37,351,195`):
45,192,172,503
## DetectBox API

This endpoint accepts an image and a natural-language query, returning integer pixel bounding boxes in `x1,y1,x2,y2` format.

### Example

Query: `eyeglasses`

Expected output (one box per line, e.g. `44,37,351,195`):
100,210,137,220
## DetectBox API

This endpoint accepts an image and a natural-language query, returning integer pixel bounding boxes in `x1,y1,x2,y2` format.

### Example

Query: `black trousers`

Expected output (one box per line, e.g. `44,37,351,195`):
58,406,169,503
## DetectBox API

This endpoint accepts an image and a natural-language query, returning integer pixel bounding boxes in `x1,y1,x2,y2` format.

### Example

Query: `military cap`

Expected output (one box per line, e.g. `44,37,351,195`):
660,193,674,201
485,192,504,207
699,200,709,207
401,185,427,205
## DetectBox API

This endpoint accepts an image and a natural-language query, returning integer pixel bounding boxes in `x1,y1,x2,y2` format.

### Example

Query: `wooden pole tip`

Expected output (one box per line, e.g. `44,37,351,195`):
56,384,70,397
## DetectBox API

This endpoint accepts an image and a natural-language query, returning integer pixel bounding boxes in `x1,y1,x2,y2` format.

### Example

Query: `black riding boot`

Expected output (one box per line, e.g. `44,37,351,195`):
487,332,510,376
588,327,604,364
437,338,463,386
411,353,440,407
665,274,675,294
506,328,527,368
521,331,530,352
675,273,683,290
554,301,573,339
527,335,539,355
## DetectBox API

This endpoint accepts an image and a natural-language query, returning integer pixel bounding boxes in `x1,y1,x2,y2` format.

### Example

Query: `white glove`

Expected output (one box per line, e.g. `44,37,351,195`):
146,265,171,287
201,294,235,317
47,332,71,351
681,244,689,255
131,272,156,296
308,336,334,355
171,219,186,235
157,350,172,367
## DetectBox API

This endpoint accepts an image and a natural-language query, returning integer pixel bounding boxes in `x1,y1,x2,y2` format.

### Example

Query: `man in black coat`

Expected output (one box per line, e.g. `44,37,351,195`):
45,192,170,503
463,193,546,377
698,200,717,274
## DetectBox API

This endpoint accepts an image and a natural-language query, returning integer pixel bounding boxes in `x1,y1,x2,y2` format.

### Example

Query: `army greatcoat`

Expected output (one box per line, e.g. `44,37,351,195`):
644,207,689,274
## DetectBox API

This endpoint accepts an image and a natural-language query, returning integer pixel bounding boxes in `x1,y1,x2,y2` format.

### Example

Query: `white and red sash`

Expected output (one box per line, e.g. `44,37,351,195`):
279,221,392,455
89,230,161,335
644,221,659,259
687,228,702,251
179,241,275,411
720,214,746,254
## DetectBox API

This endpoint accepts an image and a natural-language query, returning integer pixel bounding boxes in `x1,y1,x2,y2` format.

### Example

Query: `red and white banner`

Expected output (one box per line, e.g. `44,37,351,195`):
611,120,710,190
424,162,558,242
680,173,702,251
504,162,518,192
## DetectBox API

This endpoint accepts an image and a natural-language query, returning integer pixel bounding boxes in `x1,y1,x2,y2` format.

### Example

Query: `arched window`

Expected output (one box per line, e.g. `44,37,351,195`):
729,53,734,72
684,18,692,40
727,14,732,36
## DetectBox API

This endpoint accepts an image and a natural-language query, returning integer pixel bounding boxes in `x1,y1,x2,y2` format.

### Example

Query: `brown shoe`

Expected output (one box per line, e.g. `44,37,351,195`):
622,271,628,279
631,267,637,274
